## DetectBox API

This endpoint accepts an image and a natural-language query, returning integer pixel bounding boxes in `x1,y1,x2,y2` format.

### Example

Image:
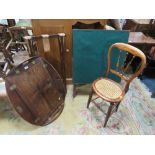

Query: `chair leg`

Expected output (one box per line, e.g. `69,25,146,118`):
87,88,94,109
116,102,120,112
103,103,113,127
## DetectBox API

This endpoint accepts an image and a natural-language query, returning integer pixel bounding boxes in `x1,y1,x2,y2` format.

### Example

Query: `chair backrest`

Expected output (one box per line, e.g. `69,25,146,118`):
106,43,146,92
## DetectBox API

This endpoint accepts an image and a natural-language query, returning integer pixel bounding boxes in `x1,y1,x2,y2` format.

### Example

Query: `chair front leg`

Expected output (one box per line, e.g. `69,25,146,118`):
103,103,114,127
116,102,121,112
87,88,94,109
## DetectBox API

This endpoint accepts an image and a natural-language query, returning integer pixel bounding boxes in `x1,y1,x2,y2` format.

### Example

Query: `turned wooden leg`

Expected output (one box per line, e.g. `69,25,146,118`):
87,88,94,109
116,102,121,112
103,103,113,127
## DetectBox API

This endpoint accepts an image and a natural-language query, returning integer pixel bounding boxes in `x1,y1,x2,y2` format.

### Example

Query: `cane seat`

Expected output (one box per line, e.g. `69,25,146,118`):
93,78,125,103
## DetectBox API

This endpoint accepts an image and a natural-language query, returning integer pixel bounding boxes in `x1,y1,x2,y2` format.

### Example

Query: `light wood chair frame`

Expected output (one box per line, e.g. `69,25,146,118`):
87,43,146,127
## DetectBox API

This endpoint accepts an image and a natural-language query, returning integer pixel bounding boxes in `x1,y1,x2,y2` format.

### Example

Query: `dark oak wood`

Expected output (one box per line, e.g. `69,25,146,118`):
7,19,16,27
123,19,155,37
128,32,155,79
4,57,65,126
129,32,155,45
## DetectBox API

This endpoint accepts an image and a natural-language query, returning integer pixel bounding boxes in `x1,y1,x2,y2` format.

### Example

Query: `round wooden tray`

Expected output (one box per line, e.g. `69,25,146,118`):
5,56,66,126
